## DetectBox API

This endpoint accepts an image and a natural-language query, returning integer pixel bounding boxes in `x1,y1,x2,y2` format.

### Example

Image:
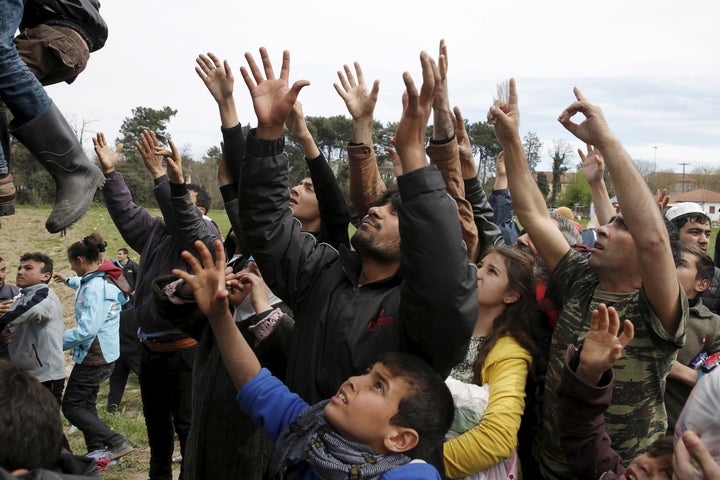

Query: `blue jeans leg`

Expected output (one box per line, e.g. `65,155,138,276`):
62,362,124,451
0,0,52,170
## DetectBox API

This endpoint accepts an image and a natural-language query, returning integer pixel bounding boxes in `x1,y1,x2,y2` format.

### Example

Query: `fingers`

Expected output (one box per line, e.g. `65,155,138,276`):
439,38,448,76
506,78,518,109
243,50,263,85
453,106,466,132
619,319,635,348
591,303,610,333
418,51,439,103
606,305,620,336
578,148,587,163
573,86,587,102
344,64,357,89
212,239,226,272
681,431,719,476
260,47,275,80
168,139,181,163
370,79,380,100
289,79,310,104
223,59,233,81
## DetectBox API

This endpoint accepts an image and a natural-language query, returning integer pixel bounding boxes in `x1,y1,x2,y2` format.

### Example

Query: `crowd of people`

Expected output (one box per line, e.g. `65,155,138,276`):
0,3,719,479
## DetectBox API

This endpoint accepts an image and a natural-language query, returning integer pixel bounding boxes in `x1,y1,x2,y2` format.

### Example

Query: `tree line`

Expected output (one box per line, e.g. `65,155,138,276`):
23,105,711,213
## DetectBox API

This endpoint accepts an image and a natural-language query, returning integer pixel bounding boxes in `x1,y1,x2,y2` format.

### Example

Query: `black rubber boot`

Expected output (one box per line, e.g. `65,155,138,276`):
10,102,103,233
0,108,15,216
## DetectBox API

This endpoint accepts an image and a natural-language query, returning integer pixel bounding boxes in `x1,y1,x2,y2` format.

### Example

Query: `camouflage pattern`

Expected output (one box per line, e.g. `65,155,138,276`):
534,250,687,480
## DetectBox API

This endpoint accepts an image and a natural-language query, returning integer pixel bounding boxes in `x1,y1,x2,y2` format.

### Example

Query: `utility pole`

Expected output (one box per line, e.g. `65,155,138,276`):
679,162,690,193
653,146,658,172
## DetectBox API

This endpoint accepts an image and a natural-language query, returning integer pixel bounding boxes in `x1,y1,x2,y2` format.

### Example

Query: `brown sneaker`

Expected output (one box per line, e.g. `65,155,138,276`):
0,174,15,216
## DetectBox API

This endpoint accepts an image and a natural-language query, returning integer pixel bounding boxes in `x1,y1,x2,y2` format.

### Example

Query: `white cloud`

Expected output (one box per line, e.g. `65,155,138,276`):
42,0,719,174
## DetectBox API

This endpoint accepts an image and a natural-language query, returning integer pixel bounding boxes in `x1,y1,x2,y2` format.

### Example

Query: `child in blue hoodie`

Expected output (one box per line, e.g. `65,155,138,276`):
174,240,454,480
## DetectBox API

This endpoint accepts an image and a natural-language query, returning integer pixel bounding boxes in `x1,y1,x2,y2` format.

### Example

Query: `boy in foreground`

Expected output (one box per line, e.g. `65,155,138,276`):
173,239,454,479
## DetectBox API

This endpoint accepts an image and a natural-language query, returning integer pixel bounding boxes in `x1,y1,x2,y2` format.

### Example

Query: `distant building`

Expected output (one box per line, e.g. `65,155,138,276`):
668,189,720,222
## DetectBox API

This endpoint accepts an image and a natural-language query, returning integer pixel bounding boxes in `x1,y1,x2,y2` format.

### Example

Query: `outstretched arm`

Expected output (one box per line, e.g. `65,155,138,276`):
287,101,351,248
488,152,520,246
579,144,614,226
558,88,682,334
155,139,222,255
94,132,160,253
173,240,260,390
334,62,385,217
426,40,478,261
489,79,569,272
196,52,238,129
395,52,477,376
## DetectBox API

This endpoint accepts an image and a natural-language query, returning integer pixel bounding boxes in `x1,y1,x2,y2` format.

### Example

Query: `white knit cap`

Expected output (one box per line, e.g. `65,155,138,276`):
665,202,707,222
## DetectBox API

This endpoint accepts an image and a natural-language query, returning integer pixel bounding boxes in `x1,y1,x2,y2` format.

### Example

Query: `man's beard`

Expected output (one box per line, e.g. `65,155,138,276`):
350,230,400,262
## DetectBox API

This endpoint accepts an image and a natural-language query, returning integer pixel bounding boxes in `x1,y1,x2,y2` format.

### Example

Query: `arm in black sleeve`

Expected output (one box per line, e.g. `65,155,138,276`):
306,152,350,249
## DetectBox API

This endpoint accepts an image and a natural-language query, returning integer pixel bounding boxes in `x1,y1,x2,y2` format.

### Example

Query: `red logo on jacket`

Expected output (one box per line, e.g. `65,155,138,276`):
368,309,393,332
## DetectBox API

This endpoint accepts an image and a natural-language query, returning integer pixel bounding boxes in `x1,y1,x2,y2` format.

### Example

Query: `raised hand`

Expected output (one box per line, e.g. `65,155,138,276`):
135,130,165,179
155,139,184,184
240,47,309,139
195,53,234,105
487,78,520,148
655,188,670,212
576,303,634,385
432,39,454,140
93,132,123,174
384,141,403,177
333,62,379,121
557,87,616,147
172,240,229,320
237,270,272,316
579,144,604,185
285,100,310,141
392,51,440,173
453,106,476,179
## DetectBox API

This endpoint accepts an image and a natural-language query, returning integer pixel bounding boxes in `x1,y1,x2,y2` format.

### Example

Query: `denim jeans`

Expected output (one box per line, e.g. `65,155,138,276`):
62,362,125,452
0,0,52,170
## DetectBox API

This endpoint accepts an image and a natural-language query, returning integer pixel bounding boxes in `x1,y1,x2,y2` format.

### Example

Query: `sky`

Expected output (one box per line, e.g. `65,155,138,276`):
46,0,720,173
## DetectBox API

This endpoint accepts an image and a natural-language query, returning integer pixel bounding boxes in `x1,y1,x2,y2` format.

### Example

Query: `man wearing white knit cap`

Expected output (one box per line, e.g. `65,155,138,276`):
665,202,720,314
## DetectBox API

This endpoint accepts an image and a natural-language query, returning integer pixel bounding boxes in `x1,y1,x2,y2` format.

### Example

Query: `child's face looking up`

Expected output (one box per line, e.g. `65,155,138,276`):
324,362,414,455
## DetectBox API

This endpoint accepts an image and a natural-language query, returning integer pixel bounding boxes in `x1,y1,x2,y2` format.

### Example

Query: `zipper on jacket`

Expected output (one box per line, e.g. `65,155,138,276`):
32,343,43,367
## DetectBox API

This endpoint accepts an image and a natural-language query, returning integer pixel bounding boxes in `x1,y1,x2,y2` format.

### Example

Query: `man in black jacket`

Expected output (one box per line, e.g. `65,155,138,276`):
236,47,478,405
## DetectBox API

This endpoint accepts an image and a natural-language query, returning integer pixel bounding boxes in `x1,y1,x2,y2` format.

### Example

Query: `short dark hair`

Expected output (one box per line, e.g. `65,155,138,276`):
671,212,711,229
0,360,64,470
19,252,54,279
117,247,129,255
187,183,212,213
376,353,454,464
681,243,715,282
374,187,401,211
646,435,674,459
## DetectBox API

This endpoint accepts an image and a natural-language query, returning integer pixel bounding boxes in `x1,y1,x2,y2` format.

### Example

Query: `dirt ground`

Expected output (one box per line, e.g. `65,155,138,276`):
0,207,180,479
